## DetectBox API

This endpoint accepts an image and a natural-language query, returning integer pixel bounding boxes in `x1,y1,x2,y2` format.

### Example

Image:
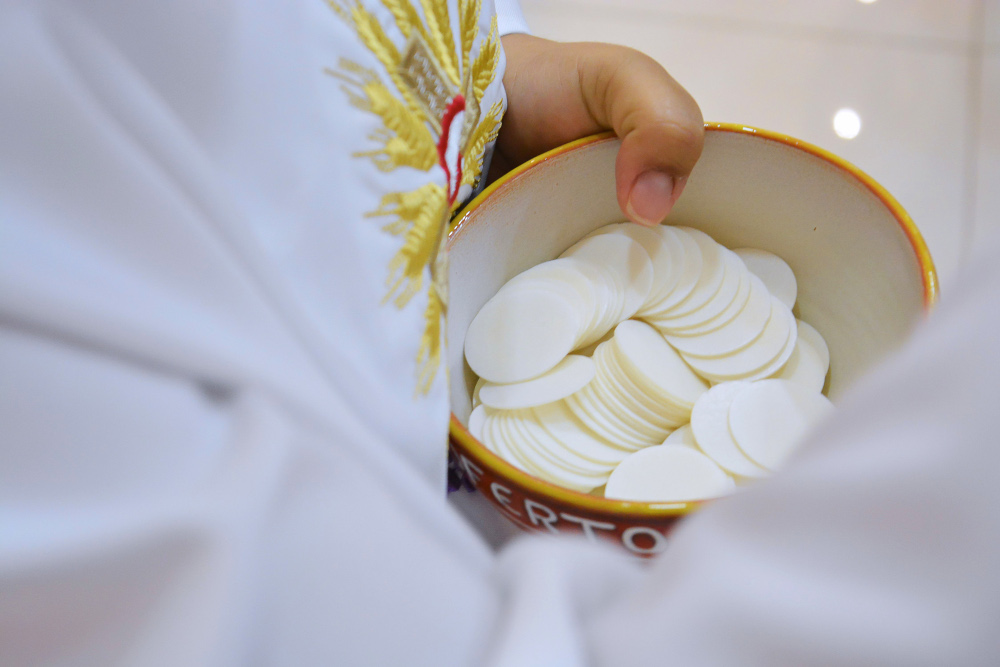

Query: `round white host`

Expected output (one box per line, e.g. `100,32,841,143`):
478,355,596,410
605,446,734,502
689,381,768,478
734,248,798,309
464,286,581,384
728,378,834,470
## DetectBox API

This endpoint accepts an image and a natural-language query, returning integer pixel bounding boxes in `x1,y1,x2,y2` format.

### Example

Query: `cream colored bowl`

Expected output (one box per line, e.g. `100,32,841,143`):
446,124,936,556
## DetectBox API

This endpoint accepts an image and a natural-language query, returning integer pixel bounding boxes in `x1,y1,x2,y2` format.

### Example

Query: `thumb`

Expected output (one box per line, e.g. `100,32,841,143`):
577,45,704,226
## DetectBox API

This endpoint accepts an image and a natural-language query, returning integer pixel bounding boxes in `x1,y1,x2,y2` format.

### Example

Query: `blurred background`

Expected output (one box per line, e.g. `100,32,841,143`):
520,0,1000,290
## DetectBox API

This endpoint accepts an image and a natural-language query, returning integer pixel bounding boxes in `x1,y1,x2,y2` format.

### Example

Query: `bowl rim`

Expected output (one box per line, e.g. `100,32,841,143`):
447,122,939,518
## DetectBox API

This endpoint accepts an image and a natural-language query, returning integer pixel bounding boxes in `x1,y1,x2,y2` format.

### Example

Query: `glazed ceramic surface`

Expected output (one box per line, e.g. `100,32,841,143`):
446,125,936,555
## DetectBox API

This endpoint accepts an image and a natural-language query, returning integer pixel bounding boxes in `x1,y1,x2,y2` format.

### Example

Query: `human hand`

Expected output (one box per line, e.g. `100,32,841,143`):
494,34,704,226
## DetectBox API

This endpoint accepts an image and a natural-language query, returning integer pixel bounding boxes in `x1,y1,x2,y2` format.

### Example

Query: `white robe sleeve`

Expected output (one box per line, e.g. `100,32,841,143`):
0,1,506,664
494,0,531,36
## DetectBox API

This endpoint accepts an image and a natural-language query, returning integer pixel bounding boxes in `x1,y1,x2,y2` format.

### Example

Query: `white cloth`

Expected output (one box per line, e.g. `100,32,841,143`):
1,0,506,664
495,0,531,35
4,0,1000,665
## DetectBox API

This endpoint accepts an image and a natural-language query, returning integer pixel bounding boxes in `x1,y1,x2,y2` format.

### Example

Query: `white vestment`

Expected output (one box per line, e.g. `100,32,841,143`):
2,1,999,665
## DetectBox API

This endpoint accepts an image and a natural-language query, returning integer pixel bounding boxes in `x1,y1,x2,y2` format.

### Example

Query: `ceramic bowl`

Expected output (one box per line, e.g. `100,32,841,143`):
446,124,937,556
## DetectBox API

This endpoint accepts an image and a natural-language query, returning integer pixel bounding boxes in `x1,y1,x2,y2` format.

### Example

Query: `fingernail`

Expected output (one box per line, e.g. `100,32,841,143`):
626,171,675,226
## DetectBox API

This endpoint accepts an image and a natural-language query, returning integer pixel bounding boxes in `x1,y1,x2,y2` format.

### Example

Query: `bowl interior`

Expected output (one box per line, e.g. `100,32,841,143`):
447,127,933,438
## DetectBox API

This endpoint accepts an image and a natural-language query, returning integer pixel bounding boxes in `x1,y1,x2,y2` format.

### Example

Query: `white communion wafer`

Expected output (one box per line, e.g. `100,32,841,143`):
496,412,551,467
681,296,795,380
585,366,661,434
604,445,735,502
465,286,582,384
614,319,709,408
506,412,612,478
576,381,663,445
594,343,681,431
590,222,680,306
561,390,624,446
728,378,834,471
773,331,827,392
506,258,591,307
571,263,621,348
734,321,799,383
590,262,629,342
651,248,746,331
734,247,797,309
593,344,669,423
492,413,589,489
663,273,772,358
483,414,531,472
662,423,697,449
480,412,500,454
512,413,616,476
468,404,487,441
505,257,598,346
467,223,826,493
666,263,752,335
796,319,830,372
588,373,672,440
644,225,703,313
650,227,727,318
693,328,798,384
533,400,632,465
603,345,691,429
689,381,768,478
495,279,588,343
478,355,596,410
562,232,654,321
564,391,648,451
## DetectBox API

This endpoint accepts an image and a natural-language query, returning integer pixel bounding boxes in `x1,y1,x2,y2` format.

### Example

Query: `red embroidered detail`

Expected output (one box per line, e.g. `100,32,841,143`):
437,94,466,204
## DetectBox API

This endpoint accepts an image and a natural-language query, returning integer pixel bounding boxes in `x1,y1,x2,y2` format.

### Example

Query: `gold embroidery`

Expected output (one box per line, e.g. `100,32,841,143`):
419,0,460,85
470,16,499,103
338,3,425,115
370,182,448,307
380,1,431,49
328,0,501,395
459,99,501,193
459,0,480,77
417,283,445,394
399,34,457,132
328,60,438,171
458,74,480,150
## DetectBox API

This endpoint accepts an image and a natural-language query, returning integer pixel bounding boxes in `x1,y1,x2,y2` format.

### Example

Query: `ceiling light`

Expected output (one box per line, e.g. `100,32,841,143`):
833,108,862,140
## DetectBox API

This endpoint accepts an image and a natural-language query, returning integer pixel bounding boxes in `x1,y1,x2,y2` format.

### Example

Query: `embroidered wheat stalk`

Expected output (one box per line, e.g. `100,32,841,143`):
327,0,500,395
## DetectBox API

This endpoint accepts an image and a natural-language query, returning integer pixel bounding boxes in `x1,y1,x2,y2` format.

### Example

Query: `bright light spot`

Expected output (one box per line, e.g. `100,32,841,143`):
833,108,862,139
858,0,877,4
